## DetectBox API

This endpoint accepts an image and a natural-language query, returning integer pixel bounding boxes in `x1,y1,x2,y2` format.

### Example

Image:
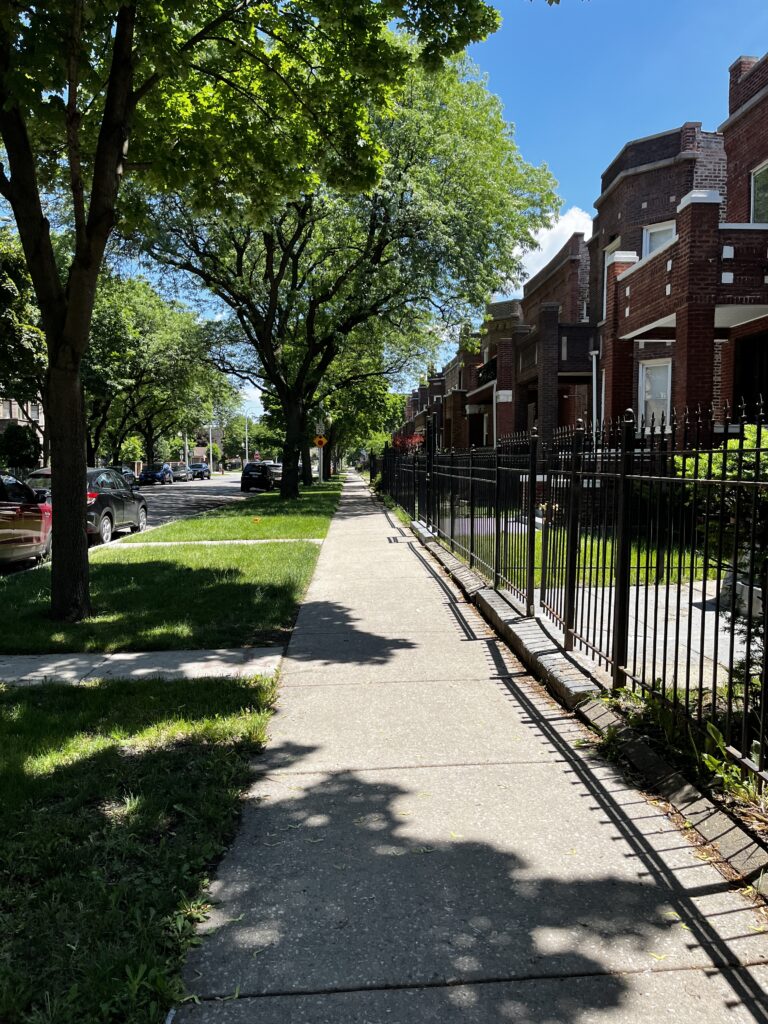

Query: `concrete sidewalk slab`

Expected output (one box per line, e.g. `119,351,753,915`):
0,647,282,685
174,964,768,1024
180,762,767,1001
261,677,561,772
177,474,768,1023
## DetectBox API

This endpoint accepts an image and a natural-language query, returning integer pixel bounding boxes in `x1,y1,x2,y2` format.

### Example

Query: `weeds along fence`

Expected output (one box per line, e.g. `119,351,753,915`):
381,405,768,785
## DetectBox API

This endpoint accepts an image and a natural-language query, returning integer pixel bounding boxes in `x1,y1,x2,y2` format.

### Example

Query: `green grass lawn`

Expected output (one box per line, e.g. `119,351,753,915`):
0,674,276,1024
0,542,320,653
125,481,342,544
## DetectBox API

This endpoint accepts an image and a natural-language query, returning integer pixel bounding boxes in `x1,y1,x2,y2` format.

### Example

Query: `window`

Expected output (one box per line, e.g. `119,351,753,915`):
751,161,768,223
642,221,676,258
639,360,672,425
1,400,11,419
29,403,40,421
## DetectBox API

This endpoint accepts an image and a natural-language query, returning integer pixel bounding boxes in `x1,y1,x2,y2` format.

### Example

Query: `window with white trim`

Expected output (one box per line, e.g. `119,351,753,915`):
751,161,768,223
639,359,671,425
642,221,676,258
1,400,11,419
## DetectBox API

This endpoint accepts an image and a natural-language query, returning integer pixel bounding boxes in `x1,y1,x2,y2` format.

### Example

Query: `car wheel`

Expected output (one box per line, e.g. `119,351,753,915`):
131,507,148,533
38,535,52,563
98,514,113,545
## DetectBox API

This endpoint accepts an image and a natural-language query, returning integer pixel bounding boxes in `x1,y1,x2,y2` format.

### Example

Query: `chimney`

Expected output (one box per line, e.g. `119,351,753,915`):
729,56,759,114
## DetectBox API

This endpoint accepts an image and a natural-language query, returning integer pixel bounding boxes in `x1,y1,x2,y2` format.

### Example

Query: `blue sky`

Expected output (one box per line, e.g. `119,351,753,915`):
470,0,768,282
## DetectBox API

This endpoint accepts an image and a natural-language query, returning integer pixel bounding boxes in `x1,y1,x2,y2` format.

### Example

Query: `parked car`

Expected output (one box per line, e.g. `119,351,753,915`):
240,462,275,492
86,468,148,544
23,467,147,544
111,465,138,488
25,468,53,502
140,463,173,485
170,461,191,481
189,462,211,480
260,460,283,481
0,472,52,565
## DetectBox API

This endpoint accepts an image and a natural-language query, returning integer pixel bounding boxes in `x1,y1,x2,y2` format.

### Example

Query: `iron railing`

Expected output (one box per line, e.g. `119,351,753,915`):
380,403,768,785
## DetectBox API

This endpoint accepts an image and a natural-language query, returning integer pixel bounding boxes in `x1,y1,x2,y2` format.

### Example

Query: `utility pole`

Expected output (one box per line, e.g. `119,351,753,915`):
183,430,188,465
245,413,249,462
209,423,213,469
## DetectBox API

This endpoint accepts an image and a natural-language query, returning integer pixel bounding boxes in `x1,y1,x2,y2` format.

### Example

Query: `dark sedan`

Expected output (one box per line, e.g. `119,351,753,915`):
140,463,173,485
189,462,211,480
241,462,275,492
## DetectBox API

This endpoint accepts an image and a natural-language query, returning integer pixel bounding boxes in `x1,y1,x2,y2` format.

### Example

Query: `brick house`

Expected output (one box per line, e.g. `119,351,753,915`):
391,52,768,449
597,58,768,423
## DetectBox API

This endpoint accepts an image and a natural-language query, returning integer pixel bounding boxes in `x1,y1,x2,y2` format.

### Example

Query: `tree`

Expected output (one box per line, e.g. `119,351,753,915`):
0,231,47,456
0,1,499,621
0,423,41,474
146,54,559,497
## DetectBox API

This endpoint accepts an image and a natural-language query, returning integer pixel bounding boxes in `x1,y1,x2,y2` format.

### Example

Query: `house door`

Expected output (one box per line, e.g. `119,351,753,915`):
734,332,768,413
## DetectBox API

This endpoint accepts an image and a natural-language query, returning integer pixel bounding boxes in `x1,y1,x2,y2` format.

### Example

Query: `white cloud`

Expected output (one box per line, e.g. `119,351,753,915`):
501,206,594,300
240,386,263,416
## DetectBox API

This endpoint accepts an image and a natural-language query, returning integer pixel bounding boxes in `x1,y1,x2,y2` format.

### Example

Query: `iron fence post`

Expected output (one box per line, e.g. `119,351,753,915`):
526,428,539,617
539,443,551,606
612,409,636,690
563,421,585,650
450,448,455,552
493,447,501,589
469,445,476,568
425,418,433,530
412,451,417,521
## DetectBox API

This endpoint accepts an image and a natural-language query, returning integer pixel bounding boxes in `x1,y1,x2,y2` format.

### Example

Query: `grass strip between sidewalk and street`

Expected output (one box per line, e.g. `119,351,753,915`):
0,674,277,1024
124,480,342,543
0,541,320,653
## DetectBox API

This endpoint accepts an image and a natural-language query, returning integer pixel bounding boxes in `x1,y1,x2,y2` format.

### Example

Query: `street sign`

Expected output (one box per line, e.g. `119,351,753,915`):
314,435,327,448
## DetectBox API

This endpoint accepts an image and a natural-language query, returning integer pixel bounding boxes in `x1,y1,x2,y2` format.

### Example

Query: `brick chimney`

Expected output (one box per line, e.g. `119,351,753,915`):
729,56,759,114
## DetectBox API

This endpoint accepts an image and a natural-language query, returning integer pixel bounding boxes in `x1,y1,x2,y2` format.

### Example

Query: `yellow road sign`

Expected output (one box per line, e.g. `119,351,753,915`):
314,435,327,448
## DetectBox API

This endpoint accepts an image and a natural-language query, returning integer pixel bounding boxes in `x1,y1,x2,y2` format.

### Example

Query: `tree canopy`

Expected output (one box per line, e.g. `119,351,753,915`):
144,54,559,496
0,0,502,620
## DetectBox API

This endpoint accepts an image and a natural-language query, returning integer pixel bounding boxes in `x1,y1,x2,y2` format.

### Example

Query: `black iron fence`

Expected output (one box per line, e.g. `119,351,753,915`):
381,404,768,786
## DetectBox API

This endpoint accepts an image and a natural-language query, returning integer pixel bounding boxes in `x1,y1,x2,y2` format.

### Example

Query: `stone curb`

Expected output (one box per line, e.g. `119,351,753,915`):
408,520,768,894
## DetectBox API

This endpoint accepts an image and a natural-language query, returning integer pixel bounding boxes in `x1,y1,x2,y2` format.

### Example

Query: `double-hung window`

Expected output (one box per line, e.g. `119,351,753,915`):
642,221,676,258
639,359,671,426
751,161,768,223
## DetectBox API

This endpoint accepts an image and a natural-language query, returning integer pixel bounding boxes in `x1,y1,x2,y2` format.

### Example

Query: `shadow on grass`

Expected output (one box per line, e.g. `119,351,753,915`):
0,548,318,654
0,676,275,1024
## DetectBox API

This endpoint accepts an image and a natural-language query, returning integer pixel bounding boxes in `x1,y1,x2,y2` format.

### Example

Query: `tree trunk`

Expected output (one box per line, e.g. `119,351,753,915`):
48,360,91,621
301,441,313,486
280,400,303,499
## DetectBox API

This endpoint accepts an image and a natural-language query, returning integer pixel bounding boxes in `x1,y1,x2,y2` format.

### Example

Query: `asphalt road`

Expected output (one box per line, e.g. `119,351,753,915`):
139,472,246,528
0,473,247,576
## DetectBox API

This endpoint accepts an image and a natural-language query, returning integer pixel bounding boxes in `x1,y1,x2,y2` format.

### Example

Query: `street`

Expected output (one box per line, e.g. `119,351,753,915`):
139,473,245,529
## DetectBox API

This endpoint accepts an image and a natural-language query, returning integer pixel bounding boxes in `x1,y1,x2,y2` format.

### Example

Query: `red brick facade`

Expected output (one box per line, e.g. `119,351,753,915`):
393,53,768,450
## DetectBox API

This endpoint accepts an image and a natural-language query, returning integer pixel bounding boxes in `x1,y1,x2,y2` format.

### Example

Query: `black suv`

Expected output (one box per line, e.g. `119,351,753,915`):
87,468,148,544
23,467,148,544
240,462,275,492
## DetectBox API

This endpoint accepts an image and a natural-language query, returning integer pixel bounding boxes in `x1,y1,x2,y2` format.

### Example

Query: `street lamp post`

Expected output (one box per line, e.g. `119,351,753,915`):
245,413,249,463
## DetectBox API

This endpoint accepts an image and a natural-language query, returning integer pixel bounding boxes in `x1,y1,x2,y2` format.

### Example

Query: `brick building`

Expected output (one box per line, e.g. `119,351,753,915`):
392,51,768,449
597,58,768,422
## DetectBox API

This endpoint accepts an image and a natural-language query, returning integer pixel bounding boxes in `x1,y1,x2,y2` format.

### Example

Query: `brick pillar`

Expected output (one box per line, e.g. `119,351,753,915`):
673,191,720,413
674,306,715,413
512,325,532,432
601,252,638,420
537,303,560,444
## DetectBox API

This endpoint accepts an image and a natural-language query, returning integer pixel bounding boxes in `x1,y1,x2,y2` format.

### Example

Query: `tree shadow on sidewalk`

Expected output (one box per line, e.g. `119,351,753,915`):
180,739,768,1023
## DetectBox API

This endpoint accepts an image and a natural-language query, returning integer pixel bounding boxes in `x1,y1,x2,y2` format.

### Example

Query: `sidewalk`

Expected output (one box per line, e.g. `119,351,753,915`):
0,647,281,685
177,474,768,1023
